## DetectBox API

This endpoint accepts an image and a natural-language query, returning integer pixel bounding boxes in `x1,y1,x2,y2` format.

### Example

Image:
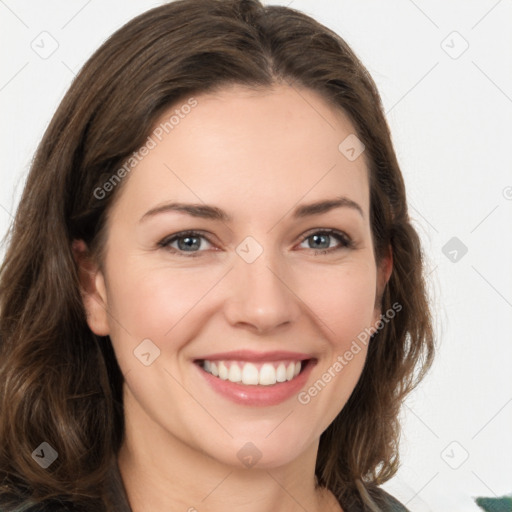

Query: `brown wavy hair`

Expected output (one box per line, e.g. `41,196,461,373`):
0,0,435,510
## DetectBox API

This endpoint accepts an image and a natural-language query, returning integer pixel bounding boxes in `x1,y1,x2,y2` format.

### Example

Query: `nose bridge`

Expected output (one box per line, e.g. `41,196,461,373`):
223,242,301,332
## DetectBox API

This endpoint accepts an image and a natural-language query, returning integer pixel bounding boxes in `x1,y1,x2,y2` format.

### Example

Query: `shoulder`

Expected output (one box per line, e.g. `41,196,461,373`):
372,487,410,512
336,486,410,512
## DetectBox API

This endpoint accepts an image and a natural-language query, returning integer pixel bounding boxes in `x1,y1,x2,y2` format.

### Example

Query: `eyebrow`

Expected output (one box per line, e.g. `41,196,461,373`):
139,195,364,223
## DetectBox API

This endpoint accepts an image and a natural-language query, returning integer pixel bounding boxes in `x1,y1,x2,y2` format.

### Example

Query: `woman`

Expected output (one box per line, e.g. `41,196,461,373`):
0,0,435,510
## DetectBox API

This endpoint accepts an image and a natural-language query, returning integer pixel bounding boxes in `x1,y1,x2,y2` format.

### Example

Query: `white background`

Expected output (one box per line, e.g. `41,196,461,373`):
1,1,511,511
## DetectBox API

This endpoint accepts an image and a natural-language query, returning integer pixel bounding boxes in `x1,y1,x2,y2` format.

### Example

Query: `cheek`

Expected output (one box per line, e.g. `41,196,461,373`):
104,256,223,347
296,261,377,346
293,264,376,425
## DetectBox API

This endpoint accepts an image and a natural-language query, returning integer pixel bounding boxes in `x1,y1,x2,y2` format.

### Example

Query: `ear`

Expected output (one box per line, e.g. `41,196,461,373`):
372,244,393,323
72,239,110,336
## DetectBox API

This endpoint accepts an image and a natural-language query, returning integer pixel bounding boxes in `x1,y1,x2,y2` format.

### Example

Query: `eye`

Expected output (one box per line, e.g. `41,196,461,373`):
297,229,353,254
158,228,354,258
158,230,214,257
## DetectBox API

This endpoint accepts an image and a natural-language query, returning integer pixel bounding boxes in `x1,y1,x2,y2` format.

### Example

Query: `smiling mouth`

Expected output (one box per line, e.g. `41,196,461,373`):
195,359,313,386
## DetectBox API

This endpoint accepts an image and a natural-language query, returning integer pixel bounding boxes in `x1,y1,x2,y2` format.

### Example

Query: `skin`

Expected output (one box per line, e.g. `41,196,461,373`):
75,83,392,512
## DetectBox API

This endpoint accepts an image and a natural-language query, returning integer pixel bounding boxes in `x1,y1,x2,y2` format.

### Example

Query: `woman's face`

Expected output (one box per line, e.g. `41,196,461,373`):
82,83,392,469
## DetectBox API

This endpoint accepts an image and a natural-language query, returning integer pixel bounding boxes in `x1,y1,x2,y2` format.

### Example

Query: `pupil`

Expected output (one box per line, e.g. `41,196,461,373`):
179,236,199,251
312,234,328,249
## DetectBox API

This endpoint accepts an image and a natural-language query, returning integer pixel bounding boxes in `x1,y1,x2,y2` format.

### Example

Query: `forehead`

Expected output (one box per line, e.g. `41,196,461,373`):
111,83,370,223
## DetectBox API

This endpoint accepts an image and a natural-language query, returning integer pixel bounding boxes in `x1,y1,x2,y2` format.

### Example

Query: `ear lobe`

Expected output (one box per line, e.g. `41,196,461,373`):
72,239,110,336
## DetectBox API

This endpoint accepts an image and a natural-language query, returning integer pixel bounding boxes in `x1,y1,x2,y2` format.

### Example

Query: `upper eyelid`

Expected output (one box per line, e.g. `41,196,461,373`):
159,230,215,246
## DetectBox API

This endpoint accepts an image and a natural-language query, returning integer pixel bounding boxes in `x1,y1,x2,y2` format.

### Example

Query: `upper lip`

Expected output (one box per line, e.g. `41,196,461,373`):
194,350,313,362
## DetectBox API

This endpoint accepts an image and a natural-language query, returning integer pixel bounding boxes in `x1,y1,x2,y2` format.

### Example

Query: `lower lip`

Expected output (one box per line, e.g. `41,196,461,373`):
194,360,316,407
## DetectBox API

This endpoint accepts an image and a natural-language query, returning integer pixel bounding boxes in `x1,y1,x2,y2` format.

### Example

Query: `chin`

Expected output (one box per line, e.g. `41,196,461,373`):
200,428,316,471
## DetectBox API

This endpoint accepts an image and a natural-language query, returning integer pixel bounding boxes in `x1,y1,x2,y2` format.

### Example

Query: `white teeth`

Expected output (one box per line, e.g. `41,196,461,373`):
276,363,287,382
228,363,242,382
259,363,276,386
241,363,259,385
286,362,295,381
218,361,228,380
201,360,303,386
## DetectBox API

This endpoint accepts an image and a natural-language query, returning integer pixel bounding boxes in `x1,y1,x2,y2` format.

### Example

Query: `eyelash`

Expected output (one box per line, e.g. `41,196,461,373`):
158,229,354,258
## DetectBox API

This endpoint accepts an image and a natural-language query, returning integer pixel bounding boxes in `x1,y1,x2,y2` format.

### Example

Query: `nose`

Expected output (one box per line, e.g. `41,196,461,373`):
223,248,302,334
